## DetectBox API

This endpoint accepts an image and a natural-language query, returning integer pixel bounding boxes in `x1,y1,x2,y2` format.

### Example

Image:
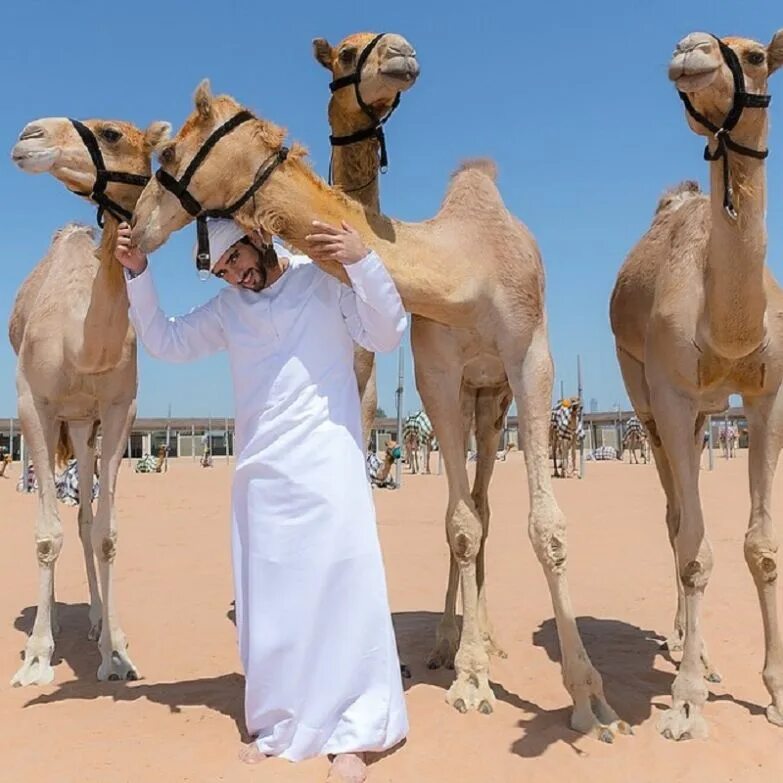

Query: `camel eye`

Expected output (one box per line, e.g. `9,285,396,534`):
159,146,175,165
101,128,122,143
746,51,766,66
339,47,357,64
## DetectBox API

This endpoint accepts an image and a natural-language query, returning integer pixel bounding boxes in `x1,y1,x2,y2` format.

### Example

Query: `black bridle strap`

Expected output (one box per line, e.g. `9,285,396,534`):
153,109,289,275
677,36,771,219
155,110,255,217
68,119,149,226
328,33,402,179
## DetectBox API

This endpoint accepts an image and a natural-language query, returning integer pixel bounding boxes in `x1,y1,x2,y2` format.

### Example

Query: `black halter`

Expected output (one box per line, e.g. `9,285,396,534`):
328,33,402,187
68,119,150,227
154,110,289,278
678,35,771,219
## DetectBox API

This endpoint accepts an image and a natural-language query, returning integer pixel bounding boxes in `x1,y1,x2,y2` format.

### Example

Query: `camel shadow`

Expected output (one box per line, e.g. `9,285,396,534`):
13,602,249,741
392,610,764,758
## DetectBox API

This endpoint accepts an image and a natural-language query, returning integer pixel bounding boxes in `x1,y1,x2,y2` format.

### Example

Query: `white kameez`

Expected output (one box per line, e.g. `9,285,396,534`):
126,249,408,762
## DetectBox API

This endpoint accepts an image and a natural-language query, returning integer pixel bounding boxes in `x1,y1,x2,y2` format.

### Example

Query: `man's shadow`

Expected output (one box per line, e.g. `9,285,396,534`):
13,603,249,741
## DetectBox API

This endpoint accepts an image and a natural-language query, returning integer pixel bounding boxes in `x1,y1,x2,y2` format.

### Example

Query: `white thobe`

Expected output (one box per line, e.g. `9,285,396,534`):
126,249,409,761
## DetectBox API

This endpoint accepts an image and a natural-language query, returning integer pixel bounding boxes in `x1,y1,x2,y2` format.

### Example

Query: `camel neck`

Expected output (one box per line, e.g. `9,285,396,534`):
327,105,382,211
705,138,768,358
248,158,465,322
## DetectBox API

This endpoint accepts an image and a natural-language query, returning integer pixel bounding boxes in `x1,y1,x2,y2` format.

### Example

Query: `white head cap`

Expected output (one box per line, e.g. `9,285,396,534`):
193,218,247,270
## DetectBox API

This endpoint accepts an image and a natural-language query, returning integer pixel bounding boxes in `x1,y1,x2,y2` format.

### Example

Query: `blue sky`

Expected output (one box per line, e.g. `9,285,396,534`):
1,1,781,419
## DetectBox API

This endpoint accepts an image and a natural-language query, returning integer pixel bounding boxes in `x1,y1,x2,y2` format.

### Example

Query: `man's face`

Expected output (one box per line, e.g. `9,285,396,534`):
212,237,273,292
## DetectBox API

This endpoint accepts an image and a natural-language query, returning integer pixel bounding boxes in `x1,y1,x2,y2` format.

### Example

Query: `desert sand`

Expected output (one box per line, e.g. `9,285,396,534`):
1,451,781,782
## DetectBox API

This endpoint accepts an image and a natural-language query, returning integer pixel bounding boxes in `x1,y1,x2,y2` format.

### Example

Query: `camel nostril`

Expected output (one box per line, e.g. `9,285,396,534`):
19,124,45,142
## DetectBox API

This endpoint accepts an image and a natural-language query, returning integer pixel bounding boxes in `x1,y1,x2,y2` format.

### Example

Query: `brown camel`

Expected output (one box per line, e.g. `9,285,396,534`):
9,116,170,685
610,29,783,739
130,81,625,739
313,32,419,446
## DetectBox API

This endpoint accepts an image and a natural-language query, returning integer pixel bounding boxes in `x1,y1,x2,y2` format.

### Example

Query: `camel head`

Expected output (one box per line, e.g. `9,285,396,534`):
312,32,419,126
12,117,170,221
132,81,294,254
669,30,783,140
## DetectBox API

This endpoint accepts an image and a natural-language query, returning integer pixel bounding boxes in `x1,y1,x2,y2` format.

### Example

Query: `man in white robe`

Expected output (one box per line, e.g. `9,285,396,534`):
115,218,408,782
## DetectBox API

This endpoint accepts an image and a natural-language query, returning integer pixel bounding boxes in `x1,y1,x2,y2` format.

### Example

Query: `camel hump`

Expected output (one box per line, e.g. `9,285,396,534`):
451,158,498,182
655,180,702,214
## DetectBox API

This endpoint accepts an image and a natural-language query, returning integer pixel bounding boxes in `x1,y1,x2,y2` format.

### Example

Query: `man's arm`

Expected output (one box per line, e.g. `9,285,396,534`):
337,251,407,353
117,221,227,362
126,267,227,363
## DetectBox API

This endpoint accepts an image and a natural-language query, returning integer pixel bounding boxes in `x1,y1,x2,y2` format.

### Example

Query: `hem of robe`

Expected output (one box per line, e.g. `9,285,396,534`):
252,704,409,763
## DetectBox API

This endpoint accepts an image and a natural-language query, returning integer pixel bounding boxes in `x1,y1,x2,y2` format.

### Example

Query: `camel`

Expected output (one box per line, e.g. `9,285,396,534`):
130,81,625,739
549,397,583,478
622,416,649,465
402,410,434,474
610,29,783,739
312,32,419,448
9,116,170,685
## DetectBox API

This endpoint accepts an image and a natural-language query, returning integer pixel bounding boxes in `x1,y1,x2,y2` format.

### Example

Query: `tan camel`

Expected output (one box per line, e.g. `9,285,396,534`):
312,32,419,446
610,29,783,739
130,82,625,739
313,31,525,689
9,116,170,685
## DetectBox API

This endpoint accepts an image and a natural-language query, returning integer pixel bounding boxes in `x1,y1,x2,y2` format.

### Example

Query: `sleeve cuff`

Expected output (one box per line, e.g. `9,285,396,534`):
344,251,383,299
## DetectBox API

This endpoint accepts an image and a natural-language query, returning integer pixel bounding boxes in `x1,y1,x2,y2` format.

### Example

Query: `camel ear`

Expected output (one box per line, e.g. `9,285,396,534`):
143,121,171,153
312,38,334,70
768,29,783,74
194,79,214,119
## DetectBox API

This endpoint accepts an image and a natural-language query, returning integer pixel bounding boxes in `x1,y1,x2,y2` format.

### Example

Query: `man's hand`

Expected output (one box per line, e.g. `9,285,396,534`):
115,222,148,275
305,220,370,266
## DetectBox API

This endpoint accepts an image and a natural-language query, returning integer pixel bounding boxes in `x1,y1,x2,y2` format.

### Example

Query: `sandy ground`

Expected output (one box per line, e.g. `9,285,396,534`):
1,451,781,783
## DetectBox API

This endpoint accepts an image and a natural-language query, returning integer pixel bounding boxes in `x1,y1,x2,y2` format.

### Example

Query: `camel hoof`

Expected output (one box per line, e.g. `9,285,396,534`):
598,728,615,744
767,704,783,727
400,664,412,679
453,698,467,714
657,703,708,741
426,660,440,671
108,673,120,682
126,669,139,681
705,671,722,684
478,700,493,715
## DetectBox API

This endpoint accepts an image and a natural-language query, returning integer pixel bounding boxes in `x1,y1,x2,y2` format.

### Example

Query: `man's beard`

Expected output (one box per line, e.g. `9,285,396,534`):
241,243,278,292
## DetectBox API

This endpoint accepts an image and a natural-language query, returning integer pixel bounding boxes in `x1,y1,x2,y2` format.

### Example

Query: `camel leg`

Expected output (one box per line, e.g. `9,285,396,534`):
645,378,711,741
744,394,783,727
94,399,138,681
417,362,492,712
354,346,376,450
426,386,475,670
11,390,62,687
472,386,512,659
616,350,718,681
506,327,625,740
69,420,102,641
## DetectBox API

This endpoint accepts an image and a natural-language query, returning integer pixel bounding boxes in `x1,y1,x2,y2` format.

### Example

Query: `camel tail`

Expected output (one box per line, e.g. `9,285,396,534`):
55,421,73,469
450,158,498,182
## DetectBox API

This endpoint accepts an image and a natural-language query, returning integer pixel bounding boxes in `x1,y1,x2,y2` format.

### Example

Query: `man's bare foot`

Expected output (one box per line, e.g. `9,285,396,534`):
238,742,268,765
327,752,367,782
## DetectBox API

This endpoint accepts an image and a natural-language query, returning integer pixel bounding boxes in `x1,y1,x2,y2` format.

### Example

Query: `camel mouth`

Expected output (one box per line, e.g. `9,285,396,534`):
10,143,59,173
379,56,420,86
672,68,720,94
